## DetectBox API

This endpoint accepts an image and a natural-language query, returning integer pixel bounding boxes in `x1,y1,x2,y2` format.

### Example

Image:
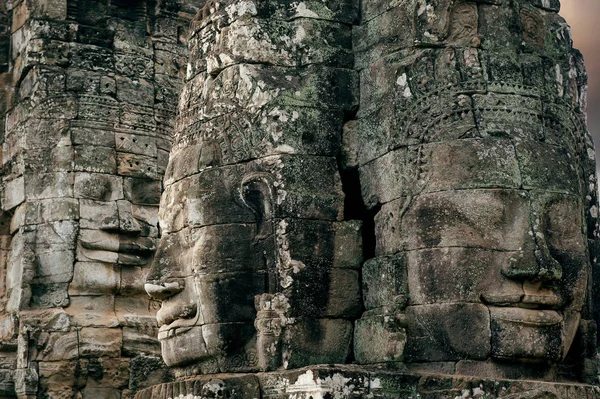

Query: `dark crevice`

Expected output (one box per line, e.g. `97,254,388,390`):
338,166,378,260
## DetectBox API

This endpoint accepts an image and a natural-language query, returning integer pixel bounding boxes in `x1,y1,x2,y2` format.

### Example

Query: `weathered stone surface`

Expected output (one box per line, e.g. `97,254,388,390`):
2,0,600,397
79,327,123,358
354,311,406,364
404,303,491,362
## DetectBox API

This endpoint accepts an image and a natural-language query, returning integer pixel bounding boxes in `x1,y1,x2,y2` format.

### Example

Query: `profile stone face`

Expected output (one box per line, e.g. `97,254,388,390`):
144,0,363,373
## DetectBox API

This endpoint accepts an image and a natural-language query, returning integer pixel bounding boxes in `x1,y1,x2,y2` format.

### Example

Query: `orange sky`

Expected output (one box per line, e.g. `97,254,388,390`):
560,0,600,149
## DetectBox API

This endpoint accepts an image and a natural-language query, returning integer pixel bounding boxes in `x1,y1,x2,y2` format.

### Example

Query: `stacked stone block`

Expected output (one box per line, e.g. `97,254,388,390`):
0,0,195,396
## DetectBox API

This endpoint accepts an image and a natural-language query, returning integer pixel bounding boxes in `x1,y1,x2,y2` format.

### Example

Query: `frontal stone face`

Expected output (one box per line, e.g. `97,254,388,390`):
350,0,599,382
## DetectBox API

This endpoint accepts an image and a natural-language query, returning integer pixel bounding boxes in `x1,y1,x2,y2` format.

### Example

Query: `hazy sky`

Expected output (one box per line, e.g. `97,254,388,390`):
560,0,600,155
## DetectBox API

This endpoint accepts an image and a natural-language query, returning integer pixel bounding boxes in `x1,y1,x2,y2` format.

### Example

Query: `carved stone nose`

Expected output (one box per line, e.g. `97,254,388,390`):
144,281,185,300
99,207,142,234
502,233,562,283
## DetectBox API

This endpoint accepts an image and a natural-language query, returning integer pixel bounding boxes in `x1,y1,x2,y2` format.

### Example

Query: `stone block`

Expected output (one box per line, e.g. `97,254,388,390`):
404,248,525,306
35,220,77,248
79,199,119,230
66,68,101,93
33,249,75,284
38,361,77,394
123,326,160,356
33,331,78,361
18,308,71,332
66,295,119,327
124,177,161,205
375,189,533,255
115,296,155,326
78,95,119,123
70,44,114,72
515,139,580,194
119,267,149,297
362,254,408,311
69,261,120,296
359,149,405,209
30,282,70,308
284,319,353,369
171,170,254,230
354,5,414,69
354,312,406,364
353,104,394,166
24,171,73,199
81,357,130,389
332,220,362,269
196,272,267,324
283,254,361,318
79,327,122,358
157,325,207,368
189,224,263,275
115,132,157,157
70,125,116,148
73,146,117,174
116,76,154,107
130,205,159,235
204,322,260,372
23,146,73,173
115,52,154,80
24,198,79,224
490,307,567,361
117,152,157,180
128,355,169,391
473,92,543,138
404,303,491,362
3,176,25,210
420,138,522,193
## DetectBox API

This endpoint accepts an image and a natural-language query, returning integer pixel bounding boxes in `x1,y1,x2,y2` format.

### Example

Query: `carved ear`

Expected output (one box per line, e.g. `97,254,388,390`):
240,173,274,240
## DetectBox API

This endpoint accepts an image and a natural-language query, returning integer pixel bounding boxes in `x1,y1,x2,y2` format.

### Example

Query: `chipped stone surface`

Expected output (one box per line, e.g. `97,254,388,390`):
0,0,192,395
1,0,600,397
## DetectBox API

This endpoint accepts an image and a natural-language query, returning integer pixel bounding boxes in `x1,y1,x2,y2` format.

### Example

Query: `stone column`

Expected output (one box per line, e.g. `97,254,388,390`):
0,0,195,397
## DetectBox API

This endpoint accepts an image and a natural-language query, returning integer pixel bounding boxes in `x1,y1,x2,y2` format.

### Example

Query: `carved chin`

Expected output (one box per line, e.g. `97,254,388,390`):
160,326,209,367
489,307,581,362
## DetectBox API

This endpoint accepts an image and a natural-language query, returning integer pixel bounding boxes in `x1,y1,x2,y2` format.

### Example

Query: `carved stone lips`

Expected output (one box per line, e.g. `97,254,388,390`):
481,293,563,308
483,289,565,326
156,301,198,329
80,236,156,265
488,306,564,326
81,237,155,254
157,317,198,340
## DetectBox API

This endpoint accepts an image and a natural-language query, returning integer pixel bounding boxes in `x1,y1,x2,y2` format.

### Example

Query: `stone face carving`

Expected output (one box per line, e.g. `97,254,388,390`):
0,0,599,398
350,0,599,381
144,0,363,375
0,0,195,397
142,0,600,392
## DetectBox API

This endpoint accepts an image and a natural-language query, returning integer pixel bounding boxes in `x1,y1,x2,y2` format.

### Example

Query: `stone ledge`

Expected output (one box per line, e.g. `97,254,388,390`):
134,365,600,399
